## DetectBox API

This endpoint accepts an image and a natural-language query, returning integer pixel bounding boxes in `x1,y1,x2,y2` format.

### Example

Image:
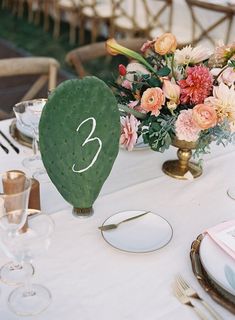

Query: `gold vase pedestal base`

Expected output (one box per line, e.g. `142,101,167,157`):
162,138,202,180
162,160,202,180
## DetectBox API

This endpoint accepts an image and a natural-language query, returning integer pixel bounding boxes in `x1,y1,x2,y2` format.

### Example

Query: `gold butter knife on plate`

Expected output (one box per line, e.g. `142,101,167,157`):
99,211,150,231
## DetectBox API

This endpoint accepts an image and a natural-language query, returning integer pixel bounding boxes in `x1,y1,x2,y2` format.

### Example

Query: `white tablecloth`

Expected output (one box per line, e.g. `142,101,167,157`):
0,119,235,319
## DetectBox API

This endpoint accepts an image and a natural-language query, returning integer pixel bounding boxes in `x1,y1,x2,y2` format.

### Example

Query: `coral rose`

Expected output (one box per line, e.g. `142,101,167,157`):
192,104,217,129
154,33,177,55
140,88,165,116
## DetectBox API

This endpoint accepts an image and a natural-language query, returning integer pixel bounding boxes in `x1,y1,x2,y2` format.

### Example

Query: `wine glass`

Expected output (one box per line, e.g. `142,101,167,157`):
0,171,34,285
13,99,49,181
4,213,54,316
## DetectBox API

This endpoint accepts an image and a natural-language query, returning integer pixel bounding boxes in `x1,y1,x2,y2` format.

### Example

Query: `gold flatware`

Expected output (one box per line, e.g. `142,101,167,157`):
173,284,208,320
176,275,223,320
98,211,150,231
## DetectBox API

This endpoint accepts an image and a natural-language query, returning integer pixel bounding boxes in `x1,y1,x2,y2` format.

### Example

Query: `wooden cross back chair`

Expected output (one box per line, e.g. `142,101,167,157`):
113,0,173,39
0,57,60,102
186,0,235,45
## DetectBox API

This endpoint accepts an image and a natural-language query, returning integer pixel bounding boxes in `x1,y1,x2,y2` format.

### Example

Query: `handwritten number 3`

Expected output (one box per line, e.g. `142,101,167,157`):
72,117,102,173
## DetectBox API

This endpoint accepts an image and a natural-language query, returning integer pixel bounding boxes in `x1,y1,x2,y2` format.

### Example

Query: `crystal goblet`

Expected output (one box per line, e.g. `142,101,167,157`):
13,99,49,182
5,213,54,316
0,171,34,285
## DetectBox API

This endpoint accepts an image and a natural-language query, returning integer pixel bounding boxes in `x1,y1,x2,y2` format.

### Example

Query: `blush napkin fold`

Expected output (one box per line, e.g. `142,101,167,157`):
205,219,235,260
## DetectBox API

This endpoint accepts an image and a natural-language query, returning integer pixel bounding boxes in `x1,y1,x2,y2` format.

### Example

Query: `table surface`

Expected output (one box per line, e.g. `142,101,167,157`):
0,118,235,320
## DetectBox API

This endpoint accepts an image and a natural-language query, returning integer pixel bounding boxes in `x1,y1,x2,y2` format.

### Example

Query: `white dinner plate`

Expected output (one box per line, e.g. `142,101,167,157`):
200,234,235,296
100,210,173,253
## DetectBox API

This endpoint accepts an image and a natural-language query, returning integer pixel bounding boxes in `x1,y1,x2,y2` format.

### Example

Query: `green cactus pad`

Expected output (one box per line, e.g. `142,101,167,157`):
39,77,120,209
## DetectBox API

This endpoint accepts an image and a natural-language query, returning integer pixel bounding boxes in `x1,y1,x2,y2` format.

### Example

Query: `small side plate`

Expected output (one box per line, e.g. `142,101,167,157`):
100,210,173,253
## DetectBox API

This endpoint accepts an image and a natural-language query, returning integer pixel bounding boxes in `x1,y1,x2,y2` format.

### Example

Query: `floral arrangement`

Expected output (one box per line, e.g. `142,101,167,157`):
106,34,235,156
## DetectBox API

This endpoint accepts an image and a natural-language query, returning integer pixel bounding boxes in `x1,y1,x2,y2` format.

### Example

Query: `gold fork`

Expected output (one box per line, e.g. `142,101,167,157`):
176,275,223,320
98,211,150,231
173,284,208,320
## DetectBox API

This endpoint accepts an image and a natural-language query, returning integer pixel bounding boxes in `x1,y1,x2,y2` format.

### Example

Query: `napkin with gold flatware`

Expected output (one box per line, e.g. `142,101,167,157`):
205,220,235,260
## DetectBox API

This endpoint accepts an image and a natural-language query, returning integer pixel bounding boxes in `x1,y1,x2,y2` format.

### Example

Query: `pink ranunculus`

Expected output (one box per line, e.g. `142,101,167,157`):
218,67,235,86
140,87,165,116
121,79,132,90
128,100,139,109
192,104,217,129
211,67,235,86
140,39,156,53
175,109,201,142
120,115,140,151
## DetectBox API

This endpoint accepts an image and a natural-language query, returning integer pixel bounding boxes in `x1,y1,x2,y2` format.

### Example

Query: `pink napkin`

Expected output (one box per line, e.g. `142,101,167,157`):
205,220,235,260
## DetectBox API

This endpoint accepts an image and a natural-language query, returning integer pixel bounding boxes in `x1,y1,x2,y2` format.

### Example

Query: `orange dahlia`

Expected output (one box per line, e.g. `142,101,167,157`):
179,65,213,105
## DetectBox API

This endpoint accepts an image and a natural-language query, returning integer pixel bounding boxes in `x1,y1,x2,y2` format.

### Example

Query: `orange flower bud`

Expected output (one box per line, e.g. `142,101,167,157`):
154,33,177,55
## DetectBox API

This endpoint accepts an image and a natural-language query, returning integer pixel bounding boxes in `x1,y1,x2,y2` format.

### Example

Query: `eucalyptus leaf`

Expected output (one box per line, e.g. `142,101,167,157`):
157,66,171,76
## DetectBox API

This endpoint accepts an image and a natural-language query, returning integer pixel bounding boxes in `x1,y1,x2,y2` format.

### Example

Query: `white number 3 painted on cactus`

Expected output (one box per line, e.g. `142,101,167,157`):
72,117,102,174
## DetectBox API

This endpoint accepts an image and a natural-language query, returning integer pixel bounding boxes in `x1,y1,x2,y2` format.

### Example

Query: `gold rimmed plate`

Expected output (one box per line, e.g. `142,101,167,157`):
190,234,235,314
9,120,32,148
100,210,173,253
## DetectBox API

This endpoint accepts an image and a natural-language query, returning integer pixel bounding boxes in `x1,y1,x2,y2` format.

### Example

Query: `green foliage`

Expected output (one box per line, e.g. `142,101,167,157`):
194,120,235,158
157,66,171,77
228,60,235,68
141,113,177,152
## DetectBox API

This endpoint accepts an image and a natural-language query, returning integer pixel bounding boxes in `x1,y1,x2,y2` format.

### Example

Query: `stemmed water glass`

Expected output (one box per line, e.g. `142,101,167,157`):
0,171,34,285
13,99,48,181
3,213,54,316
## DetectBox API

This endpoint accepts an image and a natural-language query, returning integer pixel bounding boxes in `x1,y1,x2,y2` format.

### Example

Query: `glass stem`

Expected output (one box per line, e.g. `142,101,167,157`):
23,264,35,297
32,130,38,156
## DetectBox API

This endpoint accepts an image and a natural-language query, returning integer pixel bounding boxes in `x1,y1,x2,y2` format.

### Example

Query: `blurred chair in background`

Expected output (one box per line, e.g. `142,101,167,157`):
65,37,146,78
80,0,117,44
49,0,81,45
113,0,173,39
0,57,60,102
186,0,235,46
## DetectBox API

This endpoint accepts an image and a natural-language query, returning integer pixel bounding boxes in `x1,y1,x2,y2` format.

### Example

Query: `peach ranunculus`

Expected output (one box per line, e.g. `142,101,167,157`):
154,33,177,55
140,88,165,116
120,115,140,151
162,79,180,111
175,109,201,142
192,104,217,129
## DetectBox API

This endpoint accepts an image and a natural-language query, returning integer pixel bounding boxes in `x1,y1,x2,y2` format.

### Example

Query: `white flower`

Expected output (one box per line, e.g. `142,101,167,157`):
125,62,150,82
205,83,235,123
175,45,211,65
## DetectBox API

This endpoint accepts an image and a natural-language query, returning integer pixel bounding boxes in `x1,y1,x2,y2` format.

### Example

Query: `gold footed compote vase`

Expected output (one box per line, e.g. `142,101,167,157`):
162,137,202,180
